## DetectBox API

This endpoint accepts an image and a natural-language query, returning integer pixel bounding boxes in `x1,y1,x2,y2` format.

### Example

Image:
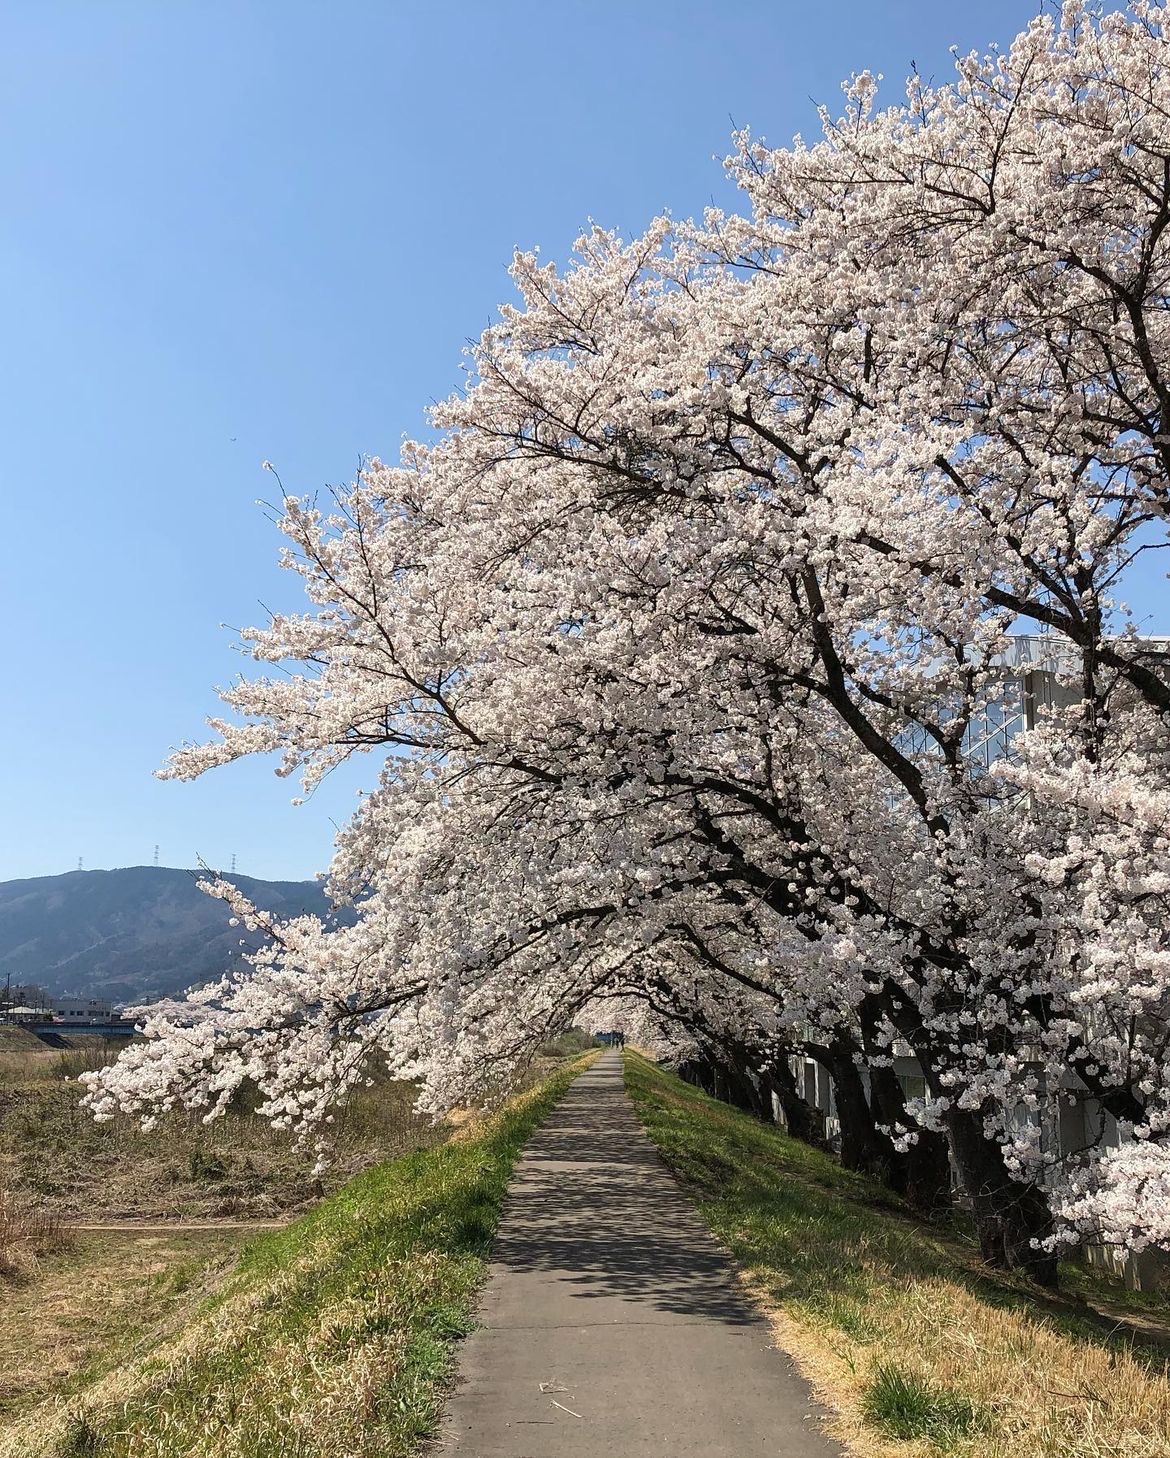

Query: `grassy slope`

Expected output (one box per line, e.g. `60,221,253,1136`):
624,1052,1170,1458
1,1053,595,1458
0,1229,251,1424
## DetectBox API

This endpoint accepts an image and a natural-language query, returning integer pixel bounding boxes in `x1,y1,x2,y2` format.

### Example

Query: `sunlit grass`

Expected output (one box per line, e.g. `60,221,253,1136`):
0,1053,595,1458
624,1052,1170,1458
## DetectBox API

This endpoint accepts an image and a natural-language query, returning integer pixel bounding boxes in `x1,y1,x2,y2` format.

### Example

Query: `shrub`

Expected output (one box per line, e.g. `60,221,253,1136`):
0,1190,70,1280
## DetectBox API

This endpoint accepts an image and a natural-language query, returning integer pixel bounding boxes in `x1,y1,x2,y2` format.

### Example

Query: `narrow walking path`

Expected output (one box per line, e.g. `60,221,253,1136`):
72,1220,288,1231
441,1050,842,1456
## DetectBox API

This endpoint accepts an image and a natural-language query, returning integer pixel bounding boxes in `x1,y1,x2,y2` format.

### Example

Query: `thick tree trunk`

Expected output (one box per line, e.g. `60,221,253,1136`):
944,1104,1058,1286
718,1056,769,1119
819,1044,901,1181
759,1057,828,1148
858,996,953,1212
888,998,1059,1284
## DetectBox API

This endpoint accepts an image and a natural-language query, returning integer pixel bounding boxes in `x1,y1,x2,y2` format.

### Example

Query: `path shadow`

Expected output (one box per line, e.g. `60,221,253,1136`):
487,1060,761,1326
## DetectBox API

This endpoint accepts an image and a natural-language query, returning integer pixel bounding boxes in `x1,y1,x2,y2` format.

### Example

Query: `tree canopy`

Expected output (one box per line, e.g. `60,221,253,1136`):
85,3,1170,1278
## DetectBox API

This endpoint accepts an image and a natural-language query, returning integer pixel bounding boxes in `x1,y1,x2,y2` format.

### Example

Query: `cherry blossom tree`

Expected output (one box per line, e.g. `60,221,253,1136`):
84,2,1170,1280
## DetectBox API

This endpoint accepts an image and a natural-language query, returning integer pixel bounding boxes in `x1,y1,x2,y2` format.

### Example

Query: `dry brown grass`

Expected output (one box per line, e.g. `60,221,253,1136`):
0,1043,440,1222
0,1228,248,1424
745,1269,1170,1458
0,1189,70,1280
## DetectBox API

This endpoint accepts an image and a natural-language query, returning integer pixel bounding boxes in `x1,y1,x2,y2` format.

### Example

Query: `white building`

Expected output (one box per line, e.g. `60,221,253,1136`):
49,995,114,1024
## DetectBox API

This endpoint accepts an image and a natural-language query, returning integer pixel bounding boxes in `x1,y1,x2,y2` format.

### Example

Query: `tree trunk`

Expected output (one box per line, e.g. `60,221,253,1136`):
944,1104,1058,1286
866,1063,953,1214
760,1057,827,1148
718,1056,768,1119
819,1044,900,1180
676,1060,715,1097
888,999,1058,1283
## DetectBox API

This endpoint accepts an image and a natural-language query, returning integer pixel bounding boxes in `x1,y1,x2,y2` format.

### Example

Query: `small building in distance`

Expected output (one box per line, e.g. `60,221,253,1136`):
49,995,115,1024
4,1005,51,1026
0,983,53,1022
1,985,135,1036
3,983,49,1010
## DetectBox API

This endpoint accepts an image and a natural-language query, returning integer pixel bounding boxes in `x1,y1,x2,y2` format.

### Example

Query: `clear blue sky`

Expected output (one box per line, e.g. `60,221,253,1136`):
5,1,1151,885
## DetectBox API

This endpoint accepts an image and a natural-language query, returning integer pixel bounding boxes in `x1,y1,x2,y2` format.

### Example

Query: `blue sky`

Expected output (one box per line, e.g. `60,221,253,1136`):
3,0,1148,884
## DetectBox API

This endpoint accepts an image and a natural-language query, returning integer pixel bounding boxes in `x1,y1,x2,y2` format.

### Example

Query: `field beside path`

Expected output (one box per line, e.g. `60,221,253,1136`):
0,1039,444,1225
624,1052,1170,1458
0,1040,596,1457
0,1032,596,1228
0,1227,252,1428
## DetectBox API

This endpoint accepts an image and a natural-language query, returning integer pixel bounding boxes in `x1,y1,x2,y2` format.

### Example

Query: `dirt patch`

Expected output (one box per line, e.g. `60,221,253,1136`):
71,1219,288,1232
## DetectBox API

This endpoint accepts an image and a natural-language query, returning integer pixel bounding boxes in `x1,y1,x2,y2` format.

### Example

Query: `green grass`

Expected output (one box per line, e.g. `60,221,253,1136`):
0,1053,595,1458
623,1053,1170,1458
861,1363,985,1450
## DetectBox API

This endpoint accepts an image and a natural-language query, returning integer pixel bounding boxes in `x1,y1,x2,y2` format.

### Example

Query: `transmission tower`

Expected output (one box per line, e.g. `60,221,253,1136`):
230,852,237,874
77,856,83,872
153,844,159,867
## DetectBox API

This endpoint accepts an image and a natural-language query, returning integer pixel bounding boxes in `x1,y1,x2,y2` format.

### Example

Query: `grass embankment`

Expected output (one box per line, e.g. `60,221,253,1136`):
0,1229,250,1424
1,1052,595,1458
624,1052,1170,1458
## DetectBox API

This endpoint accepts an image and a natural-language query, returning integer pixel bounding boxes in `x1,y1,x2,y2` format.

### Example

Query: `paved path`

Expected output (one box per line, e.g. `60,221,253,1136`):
441,1050,842,1456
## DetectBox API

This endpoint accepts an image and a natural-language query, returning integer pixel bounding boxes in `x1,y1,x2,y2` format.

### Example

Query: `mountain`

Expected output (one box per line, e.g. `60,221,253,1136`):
0,867,335,1006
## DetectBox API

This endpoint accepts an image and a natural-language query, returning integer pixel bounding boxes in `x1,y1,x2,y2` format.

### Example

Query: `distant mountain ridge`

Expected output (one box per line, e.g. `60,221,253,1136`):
0,867,333,1006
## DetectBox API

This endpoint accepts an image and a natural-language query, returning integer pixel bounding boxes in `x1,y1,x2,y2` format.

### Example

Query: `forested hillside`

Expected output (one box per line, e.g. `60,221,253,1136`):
0,867,332,1004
